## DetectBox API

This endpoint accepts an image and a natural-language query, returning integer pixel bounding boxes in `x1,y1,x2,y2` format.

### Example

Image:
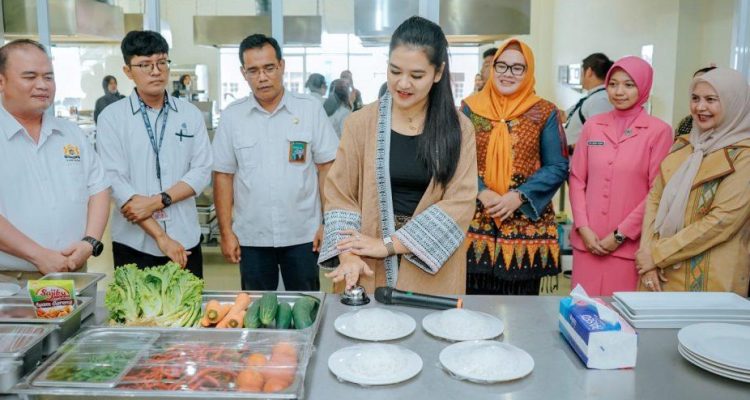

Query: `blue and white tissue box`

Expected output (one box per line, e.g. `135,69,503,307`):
558,297,637,369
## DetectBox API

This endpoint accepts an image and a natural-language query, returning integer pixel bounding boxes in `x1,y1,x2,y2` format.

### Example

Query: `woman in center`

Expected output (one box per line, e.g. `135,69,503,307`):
318,16,478,294
462,40,569,295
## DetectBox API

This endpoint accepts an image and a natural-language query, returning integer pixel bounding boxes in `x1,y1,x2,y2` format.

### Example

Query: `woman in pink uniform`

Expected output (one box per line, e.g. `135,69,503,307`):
569,56,673,295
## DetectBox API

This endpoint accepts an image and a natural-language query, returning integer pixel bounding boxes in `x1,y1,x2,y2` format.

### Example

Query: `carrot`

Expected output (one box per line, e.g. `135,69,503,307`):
227,310,246,328
205,300,222,322
214,304,232,323
200,312,213,327
217,293,251,327
230,293,251,313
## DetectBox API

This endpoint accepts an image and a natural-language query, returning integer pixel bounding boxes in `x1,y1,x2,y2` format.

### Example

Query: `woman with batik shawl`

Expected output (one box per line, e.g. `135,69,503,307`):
317,16,477,294
462,40,569,295
636,68,750,296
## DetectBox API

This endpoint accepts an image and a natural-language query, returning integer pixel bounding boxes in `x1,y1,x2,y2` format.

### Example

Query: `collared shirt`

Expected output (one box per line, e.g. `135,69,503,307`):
0,106,108,271
213,91,339,247
97,90,212,256
565,84,613,145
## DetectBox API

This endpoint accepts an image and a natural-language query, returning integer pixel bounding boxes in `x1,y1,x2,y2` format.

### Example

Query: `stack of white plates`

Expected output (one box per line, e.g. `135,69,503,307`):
610,292,750,329
678,323,750,383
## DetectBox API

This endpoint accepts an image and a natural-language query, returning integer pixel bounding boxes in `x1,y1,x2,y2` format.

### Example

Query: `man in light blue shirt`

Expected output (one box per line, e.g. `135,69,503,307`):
0,39,109,283
213,34,338,291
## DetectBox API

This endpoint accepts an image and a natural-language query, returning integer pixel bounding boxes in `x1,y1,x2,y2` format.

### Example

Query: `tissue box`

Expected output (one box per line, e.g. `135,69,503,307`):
558,297,637,369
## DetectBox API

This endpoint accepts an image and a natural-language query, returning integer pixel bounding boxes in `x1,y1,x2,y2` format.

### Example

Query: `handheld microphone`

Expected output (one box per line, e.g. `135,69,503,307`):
374,287,463,310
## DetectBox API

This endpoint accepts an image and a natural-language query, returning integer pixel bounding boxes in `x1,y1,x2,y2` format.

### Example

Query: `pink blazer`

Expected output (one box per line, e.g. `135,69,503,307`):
569,111,673,260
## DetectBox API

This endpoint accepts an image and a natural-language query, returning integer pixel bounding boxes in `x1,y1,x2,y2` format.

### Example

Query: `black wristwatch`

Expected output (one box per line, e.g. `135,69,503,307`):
613,229,626,244
82,236,104,257
160,192,173,208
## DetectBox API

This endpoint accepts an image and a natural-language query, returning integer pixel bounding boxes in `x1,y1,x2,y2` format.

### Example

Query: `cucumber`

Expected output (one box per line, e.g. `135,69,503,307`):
243,301,262,328
292,296,318,330
275,302,293,329
258,293,278,326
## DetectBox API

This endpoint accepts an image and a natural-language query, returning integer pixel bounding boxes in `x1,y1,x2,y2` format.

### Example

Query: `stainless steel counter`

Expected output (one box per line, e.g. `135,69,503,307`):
7,294,749,399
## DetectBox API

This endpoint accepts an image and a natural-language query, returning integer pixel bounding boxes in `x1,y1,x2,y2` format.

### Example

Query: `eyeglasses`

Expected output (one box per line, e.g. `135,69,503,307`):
494,62,527,76
129,59,171,73
242,64,280,79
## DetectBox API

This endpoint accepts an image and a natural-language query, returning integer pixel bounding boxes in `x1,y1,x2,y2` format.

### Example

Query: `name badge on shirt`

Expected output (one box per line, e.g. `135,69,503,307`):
153,209,170,222
289,141,307,163
587,140,605,146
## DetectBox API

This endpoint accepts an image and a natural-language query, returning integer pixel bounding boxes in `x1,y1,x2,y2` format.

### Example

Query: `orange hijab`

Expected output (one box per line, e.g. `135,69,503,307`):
464,39,541,195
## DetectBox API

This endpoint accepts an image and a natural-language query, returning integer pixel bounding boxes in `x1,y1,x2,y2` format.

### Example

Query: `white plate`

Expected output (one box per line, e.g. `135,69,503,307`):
328,344,422,385
679,344,750,374
611,299,750,321
613,292,750,317
422,308,504,341
678,323,750,371
611,303,750,329
678,344,750,383
439,340,534,383
334,307,416,341
0,282,20,297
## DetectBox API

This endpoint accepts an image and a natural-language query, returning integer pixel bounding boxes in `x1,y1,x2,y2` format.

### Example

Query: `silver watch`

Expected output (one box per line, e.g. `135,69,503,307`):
383,236,396,256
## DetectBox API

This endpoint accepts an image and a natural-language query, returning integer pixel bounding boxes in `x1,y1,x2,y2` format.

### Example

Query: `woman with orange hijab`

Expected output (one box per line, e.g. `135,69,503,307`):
462,40,569,295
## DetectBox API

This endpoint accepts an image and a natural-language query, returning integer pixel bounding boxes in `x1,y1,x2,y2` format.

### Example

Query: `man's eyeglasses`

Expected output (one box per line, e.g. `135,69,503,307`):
242,64,280,79
129,59,171,73
494,62,527,76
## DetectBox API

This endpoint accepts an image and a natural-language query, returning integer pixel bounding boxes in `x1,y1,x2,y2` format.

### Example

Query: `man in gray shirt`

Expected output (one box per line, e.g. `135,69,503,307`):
564,53,614,150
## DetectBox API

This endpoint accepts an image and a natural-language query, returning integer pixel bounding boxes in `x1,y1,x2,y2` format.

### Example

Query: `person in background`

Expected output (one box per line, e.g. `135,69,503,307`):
94,75,124,123
462,39,569,295
0,39,109,284
213,34,339,291
319,16,477,294
305,73,327,104
569,56,673,296
637,68,750,296
564,53,614,149
340,70,363,111
171,74,191,98
473,73,484,93
477,47,497,92
97,31,213,277
674,66,717,136
323,79,352,138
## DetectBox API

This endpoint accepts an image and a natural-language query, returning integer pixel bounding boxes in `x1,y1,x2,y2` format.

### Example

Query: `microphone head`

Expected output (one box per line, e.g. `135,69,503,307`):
374,286,393,304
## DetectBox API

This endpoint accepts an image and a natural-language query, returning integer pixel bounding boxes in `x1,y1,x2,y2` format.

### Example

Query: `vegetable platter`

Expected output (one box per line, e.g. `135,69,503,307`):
14,327,316,399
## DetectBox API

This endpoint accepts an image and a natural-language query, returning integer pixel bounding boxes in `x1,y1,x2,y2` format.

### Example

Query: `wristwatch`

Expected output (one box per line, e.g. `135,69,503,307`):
82,236,104,257
160,192,173,208
383,236,396,257
613,229,626,244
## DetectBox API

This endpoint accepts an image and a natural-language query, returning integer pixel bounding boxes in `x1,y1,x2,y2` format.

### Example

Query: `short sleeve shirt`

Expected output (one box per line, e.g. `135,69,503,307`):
212,91,339,247
0,107,108,271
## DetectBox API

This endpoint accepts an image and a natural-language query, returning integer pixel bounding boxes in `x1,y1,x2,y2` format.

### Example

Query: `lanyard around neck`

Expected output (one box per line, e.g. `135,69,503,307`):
137,92,169,181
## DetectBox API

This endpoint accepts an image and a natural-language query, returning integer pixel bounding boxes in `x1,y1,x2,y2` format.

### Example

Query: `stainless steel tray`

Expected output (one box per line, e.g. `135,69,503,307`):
39,272,104,320
14,326,316,398
33,331,159,388
0,324,56,393
0,297,92,356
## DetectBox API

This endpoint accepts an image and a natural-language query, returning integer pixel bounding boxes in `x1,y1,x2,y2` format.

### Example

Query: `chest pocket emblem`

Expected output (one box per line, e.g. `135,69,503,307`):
289,141,307,163
63,144,81,162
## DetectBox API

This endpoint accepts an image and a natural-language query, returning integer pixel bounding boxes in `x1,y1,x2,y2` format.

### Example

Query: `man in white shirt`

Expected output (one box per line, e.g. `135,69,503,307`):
0,39,109,283
97,31,212,277
213,34,338,291
564,53,615,150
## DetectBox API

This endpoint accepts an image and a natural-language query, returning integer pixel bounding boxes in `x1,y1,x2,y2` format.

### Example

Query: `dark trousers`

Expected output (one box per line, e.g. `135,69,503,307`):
239,243,319,291
112,241,203,278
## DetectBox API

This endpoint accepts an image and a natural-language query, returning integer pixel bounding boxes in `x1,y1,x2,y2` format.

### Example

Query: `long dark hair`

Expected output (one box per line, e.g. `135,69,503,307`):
323,79,351,116
390,16,461,187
